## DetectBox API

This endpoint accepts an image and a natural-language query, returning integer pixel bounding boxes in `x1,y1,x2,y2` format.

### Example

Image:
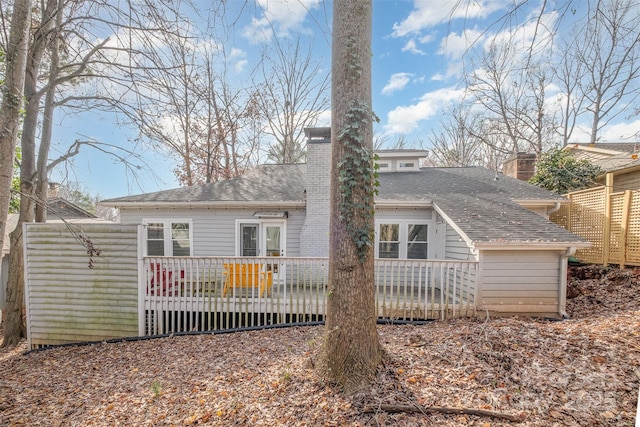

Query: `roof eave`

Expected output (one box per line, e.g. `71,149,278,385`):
100,200,306,209
375,199,433,207
473,241,591,250
513,199,568,207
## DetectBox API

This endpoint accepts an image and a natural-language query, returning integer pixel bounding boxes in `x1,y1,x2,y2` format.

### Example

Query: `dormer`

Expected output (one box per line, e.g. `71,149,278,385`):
375,149,429,172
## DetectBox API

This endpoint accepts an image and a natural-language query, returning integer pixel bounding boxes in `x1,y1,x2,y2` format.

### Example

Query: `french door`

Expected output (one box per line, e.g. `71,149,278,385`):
239,222,285,258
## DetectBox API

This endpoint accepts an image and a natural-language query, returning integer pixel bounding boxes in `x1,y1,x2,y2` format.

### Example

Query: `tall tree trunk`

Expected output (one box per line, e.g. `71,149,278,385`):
36,0,63,222
3,0,57,347
0,0,31,283
322,0,381,392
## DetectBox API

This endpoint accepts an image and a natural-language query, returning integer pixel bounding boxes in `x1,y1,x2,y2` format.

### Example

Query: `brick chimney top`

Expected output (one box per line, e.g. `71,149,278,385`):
502,153,537,181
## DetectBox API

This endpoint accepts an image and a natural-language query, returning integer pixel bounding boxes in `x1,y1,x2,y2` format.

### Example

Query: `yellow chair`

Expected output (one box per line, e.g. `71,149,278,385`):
222,263,273,297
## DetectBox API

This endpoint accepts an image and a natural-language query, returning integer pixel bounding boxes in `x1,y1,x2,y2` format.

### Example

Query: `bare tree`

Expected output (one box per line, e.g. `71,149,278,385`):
427,106,483,167
575,0,640,144
321,0,382,392
0,0,31,286
257,37,330,164
190,50,263,184
2,0,183,346
552,34,587,146
3,0,58,347
465,38,558,158
107,6,262,186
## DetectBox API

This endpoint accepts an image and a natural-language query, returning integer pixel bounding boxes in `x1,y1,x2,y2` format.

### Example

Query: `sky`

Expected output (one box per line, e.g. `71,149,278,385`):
47,0,640,200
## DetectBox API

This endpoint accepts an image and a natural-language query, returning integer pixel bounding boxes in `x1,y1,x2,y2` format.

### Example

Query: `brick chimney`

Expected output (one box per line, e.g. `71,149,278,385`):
299,127,331,257
502,153,537,181
47,182,60,198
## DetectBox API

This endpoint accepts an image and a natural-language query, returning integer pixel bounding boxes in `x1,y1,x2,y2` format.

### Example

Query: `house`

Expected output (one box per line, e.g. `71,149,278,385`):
564,142,640,192
100,127,588,318
547,143,640,267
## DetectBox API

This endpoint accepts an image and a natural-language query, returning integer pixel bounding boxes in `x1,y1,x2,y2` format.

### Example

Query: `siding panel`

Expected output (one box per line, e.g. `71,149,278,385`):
479,250,562,316
119,206,305,257
445,224,476,261
25,223,139,349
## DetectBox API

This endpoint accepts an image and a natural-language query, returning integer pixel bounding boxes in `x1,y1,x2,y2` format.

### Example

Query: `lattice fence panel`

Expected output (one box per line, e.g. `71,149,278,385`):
624,191,640,266
549,204,569,228
608,193,625,264
569,188,606,264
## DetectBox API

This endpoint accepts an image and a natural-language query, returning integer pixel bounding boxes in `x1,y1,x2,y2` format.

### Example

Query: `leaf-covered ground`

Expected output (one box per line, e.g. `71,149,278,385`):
0,264,638,426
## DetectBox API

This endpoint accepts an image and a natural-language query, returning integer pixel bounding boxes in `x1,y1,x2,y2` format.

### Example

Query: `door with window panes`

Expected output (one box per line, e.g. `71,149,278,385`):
239,222,285,275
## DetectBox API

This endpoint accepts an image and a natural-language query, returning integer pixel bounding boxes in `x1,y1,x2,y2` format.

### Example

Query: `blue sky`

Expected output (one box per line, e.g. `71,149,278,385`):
48,0,640,199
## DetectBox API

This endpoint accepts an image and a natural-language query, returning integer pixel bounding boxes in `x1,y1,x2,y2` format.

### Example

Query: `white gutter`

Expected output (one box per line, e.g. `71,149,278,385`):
100,200,307,209
375,200,433,208
514,199,569,207
473,241,591,251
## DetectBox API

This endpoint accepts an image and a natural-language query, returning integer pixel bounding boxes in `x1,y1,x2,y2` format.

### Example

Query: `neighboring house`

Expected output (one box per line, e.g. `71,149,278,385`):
550,143,640,267
564,143,640,192
101,128,589,318
46,197,97,220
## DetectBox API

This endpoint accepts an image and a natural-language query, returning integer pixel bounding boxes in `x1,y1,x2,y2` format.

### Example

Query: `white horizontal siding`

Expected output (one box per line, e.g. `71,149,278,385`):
119,206,305,257
479,250,562,316
374,206,433,221
445,224,476,261
25,223,139,348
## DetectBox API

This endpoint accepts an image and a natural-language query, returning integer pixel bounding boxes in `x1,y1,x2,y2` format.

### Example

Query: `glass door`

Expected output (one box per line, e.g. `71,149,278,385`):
261,222,285,279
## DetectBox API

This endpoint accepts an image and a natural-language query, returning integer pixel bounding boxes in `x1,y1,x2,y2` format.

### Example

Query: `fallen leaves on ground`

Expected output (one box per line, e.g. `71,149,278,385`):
0,264,638,426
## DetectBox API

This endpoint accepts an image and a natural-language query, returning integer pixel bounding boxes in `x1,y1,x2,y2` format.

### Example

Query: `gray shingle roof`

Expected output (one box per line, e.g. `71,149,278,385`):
102,164,585,246
571,142,640,153
377,167,583,245
102,164,307,204
377,167,564,201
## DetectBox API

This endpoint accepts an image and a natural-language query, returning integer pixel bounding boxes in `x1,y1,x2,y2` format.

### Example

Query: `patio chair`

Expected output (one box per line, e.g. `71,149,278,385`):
222,263,273,297
148,262,184,296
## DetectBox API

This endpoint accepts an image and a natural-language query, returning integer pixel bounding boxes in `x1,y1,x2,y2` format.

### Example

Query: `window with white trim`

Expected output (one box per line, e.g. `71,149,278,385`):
376,221,429,259
144,220,192,256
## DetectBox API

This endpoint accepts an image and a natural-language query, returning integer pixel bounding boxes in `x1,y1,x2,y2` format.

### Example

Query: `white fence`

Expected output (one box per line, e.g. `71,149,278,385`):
141,256,477,335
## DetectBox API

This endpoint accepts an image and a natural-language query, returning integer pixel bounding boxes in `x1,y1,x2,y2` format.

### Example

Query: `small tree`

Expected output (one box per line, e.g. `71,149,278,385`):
529,149,603,194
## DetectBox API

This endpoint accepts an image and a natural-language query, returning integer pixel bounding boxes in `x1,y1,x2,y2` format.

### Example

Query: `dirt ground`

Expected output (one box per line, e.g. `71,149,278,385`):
0,264,638,426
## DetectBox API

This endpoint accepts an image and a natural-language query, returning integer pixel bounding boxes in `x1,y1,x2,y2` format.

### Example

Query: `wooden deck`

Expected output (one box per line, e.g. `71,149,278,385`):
141,257,477,335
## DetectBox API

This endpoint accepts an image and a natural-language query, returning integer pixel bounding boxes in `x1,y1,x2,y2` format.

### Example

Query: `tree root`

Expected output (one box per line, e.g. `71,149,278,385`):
362,403,526,423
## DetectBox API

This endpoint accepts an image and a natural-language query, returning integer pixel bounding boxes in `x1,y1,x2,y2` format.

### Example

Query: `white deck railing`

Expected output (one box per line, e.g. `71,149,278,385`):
140,257,477,335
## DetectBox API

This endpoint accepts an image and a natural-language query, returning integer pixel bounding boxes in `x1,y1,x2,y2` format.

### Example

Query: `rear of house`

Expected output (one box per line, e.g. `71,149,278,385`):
100,128,587,319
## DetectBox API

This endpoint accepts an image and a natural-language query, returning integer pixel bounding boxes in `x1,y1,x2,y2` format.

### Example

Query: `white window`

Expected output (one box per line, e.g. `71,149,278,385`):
144,219,192,256
377,162,391,172
376,221,429,259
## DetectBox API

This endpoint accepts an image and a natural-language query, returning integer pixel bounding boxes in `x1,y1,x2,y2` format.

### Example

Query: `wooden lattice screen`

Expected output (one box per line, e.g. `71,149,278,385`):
550,187,640,267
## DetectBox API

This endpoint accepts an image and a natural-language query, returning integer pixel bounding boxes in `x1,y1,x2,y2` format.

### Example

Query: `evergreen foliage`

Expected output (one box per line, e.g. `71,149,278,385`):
529,149,604,194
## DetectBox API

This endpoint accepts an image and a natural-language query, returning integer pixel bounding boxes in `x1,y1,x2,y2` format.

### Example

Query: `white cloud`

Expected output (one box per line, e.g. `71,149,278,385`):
382,73,413,95
392,0,508,37
242,0,323,43
401,39,426,55
598,120,640,142
383,87,466,135
439,28,484,60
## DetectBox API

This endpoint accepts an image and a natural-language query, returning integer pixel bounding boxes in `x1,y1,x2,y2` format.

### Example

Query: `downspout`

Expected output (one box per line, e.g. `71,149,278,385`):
548,202,561,217
559,246,576,319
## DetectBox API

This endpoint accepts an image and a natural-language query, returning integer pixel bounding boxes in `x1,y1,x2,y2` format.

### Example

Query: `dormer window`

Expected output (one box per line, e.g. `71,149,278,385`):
374,149,428,172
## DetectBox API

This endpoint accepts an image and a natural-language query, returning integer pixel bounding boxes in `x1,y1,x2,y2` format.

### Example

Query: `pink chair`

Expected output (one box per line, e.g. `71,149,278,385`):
148,263,182,296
